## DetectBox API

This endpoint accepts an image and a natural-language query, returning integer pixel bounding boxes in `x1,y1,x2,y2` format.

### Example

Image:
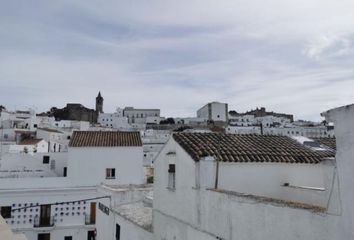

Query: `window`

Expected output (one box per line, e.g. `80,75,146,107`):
38,233,50,240
63,167,67,177
64,237,72,240
34,124,38,128
168,164,176,189
3,134,8,139
0,206,12,218
106,168,116,179
43,156,50,164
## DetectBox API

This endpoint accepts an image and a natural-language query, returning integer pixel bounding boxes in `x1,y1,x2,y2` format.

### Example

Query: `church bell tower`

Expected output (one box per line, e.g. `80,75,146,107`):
96,91,104,113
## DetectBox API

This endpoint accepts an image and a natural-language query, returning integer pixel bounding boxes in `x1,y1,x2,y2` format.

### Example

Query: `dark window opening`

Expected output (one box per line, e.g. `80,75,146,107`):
43,156,50,164
106,168,116,179
168,164,176,189
38,233,50,240
0,206,12,218
116,224,121,240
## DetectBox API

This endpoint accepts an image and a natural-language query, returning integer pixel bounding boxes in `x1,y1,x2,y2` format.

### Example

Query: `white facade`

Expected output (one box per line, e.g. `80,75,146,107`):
68,146,144,186
226,126,261,134
0,152,68,178
8,140,48,154
0,186,101,240
151,130,352,240
142,130,170,166
197,102,228,122
0,110,38,131
226,125,334,138
0,131,146,240
322,103,354,239
96,185,153,240
228,114,255,126
98,106,160,130
98,112,131,130
123,107,160,124
174,117,207,126
37,128,67,152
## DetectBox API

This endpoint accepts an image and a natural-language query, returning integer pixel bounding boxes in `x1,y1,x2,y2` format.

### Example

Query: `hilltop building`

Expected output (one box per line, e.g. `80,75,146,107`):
197,102,228,124
49,92,103,123
98,107,162,130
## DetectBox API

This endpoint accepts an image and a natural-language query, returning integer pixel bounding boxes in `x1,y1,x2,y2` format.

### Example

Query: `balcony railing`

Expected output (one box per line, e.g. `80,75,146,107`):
33,216,55,228
84,213,96,225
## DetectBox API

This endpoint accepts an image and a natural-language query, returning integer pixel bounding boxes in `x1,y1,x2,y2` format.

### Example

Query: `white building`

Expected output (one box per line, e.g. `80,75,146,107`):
0,152,68,178
95,185,153,240
0,131,146,240
151,130,354,239
174,117,207,126
98,107,161,130
8,139,48,154
197,102,228,123
98,112,131,130
142,129,170,167
226,123,334,138
68,131,144,186
37,128,67,153
123,107,160,125
0,110,38,131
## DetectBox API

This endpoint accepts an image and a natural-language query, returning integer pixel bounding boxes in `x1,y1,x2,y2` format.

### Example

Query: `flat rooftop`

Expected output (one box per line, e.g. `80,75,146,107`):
113,201,152,232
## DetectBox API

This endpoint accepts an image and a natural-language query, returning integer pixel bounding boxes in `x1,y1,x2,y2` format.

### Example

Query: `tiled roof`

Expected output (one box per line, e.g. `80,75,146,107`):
173,133,334,164
37,128,63,133
19,139,43,145
313,137,336,151
69,131,142,147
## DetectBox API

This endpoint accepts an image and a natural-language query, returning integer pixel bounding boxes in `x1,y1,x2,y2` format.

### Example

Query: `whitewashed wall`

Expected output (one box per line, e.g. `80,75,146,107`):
153,137,345,240
0,187,100,240
68,147,144,186
324,104,354,239
218,162,334,207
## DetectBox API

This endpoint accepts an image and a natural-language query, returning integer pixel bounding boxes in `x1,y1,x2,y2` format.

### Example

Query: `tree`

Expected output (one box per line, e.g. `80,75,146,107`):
160,118,175,125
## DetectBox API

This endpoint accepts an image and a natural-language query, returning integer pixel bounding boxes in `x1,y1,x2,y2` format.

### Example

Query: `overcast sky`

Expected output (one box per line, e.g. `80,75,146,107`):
1,0,354,120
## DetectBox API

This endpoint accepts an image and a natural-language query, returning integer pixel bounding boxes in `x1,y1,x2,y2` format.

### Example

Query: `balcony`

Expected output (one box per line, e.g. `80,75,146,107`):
33,216,55,228
84,213,96,225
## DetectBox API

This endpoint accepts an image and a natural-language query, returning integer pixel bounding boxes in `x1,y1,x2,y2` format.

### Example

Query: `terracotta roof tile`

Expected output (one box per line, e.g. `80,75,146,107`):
37,128,63,133
173,133,334,164
312,137,336,151
69,131,142,147
19,139,43,145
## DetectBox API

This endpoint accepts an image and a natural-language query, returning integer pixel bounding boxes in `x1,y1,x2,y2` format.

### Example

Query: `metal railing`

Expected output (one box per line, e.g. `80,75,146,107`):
33,216,55,228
